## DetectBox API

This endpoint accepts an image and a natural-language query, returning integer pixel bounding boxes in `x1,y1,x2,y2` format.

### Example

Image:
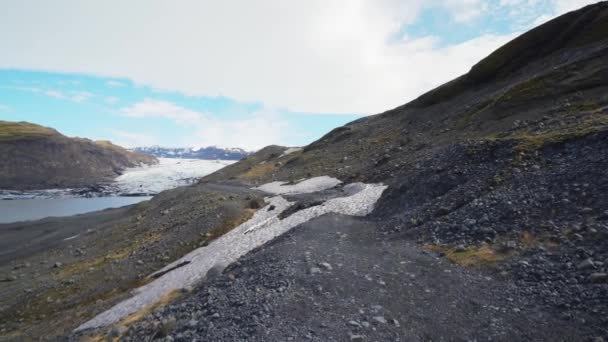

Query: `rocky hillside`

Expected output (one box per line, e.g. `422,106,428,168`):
0,121,157,190
197,1,608,336
132,146,251,160
2,3,608,341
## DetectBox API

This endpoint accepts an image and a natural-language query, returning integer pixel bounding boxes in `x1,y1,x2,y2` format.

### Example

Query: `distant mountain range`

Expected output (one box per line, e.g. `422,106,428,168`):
132,146,252,160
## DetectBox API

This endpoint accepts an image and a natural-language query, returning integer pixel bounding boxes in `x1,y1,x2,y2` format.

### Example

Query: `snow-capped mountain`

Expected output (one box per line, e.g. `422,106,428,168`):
132,146,252,160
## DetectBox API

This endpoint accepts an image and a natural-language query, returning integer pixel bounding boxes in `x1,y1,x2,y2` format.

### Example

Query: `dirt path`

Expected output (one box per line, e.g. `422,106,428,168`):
123,213,590,341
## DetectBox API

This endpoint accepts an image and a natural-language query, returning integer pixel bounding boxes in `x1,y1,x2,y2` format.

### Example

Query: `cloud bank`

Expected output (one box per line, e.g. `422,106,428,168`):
1,0,596,116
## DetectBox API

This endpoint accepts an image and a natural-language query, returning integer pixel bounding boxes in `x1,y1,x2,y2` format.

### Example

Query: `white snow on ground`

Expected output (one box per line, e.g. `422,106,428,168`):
280,147,302,157
75,180,387,331
254,176,342,195
115,158,235,195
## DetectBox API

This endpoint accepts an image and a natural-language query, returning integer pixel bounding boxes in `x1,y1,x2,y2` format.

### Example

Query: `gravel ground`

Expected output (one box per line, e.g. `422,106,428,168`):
122,214,591,341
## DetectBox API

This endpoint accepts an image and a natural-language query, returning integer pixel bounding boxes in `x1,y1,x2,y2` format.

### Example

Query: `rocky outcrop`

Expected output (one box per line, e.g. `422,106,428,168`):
0,121,157,190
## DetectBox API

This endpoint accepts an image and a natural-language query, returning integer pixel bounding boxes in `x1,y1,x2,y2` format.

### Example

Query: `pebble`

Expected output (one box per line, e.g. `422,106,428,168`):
372,316,387,324
577,258,595,270
589,273,607,283
318,262,333,271
348,320,361,328
349,334,365,341
310,267,322,274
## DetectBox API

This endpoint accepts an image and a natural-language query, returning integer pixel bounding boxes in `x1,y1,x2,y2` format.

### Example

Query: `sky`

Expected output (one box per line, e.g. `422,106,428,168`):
0,0,599,150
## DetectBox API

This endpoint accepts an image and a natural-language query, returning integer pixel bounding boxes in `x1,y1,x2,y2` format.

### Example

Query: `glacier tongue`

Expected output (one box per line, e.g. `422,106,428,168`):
114,158,235,195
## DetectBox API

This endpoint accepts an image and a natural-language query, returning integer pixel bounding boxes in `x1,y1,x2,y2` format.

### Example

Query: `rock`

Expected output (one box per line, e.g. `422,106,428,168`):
106,325,127,340
161,209,170,216
211,312,220,319
3,275,17,282
577,258,595,270
137,259,144,265
464,218,477,227
53,262,62,268
248,199,264,209
159,317,176,336
318,262,333,271
349,334,365,341
309,267,322,274
348,320,361,328
589,273,607,283
454,244,466,253
372,316,387,324
436,207,450,216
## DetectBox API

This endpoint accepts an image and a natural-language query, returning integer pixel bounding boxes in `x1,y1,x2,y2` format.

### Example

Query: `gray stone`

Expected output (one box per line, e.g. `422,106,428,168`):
53,262,62,268
577,258,595,270
464,218,477,227
318,262,333,271
372,316,387,324
348,320,361,328
309,267,322,274
349,334,365,341
589,273,607,283
454,244,466,253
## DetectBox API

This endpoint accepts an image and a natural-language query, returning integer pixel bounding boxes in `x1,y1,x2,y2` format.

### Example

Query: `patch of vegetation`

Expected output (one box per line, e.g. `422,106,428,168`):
0,120,58,140
425,244,507,267
239,162,276,181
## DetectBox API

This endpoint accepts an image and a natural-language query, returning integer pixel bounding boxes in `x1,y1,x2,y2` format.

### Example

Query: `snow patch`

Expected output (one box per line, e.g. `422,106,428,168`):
280,147,302,157
254,176,342,195
75,181,387,331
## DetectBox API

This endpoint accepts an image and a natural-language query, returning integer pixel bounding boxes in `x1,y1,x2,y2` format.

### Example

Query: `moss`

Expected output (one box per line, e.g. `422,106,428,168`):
426,244,506,267
239,162,276,181
0,120,58,140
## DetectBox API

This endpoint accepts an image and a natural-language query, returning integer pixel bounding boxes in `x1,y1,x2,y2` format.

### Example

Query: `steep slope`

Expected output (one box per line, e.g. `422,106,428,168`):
0,121,157,190
194,2,608,337
2,3,608,341
132,146,251,160
205,2,608,186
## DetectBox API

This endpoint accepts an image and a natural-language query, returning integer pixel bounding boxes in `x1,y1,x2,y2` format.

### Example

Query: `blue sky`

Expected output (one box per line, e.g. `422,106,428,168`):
0,0,597,150
0,70,358,149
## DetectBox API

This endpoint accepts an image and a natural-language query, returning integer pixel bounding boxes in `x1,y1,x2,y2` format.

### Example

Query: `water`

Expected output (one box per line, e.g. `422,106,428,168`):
0,196,151,224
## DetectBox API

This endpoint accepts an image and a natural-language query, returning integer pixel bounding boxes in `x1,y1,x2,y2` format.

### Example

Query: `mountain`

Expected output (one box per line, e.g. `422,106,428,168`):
132,146,251,160
2,3,608,341
0,121,157,190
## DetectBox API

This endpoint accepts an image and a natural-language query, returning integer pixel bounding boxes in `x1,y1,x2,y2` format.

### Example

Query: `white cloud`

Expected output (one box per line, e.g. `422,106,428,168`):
3,85,93,102
0,0,520,115
106,80,126,87
44,89,93,102
104,96,120,104
0,104,10,111
444,0,488,22
120,99,288,150
121,99,205,124
108,130,157,148
553,0,599,15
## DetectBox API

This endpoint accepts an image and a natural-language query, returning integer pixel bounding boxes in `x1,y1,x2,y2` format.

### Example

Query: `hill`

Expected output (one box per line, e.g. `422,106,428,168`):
1,3,608,341
0,121,157,190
